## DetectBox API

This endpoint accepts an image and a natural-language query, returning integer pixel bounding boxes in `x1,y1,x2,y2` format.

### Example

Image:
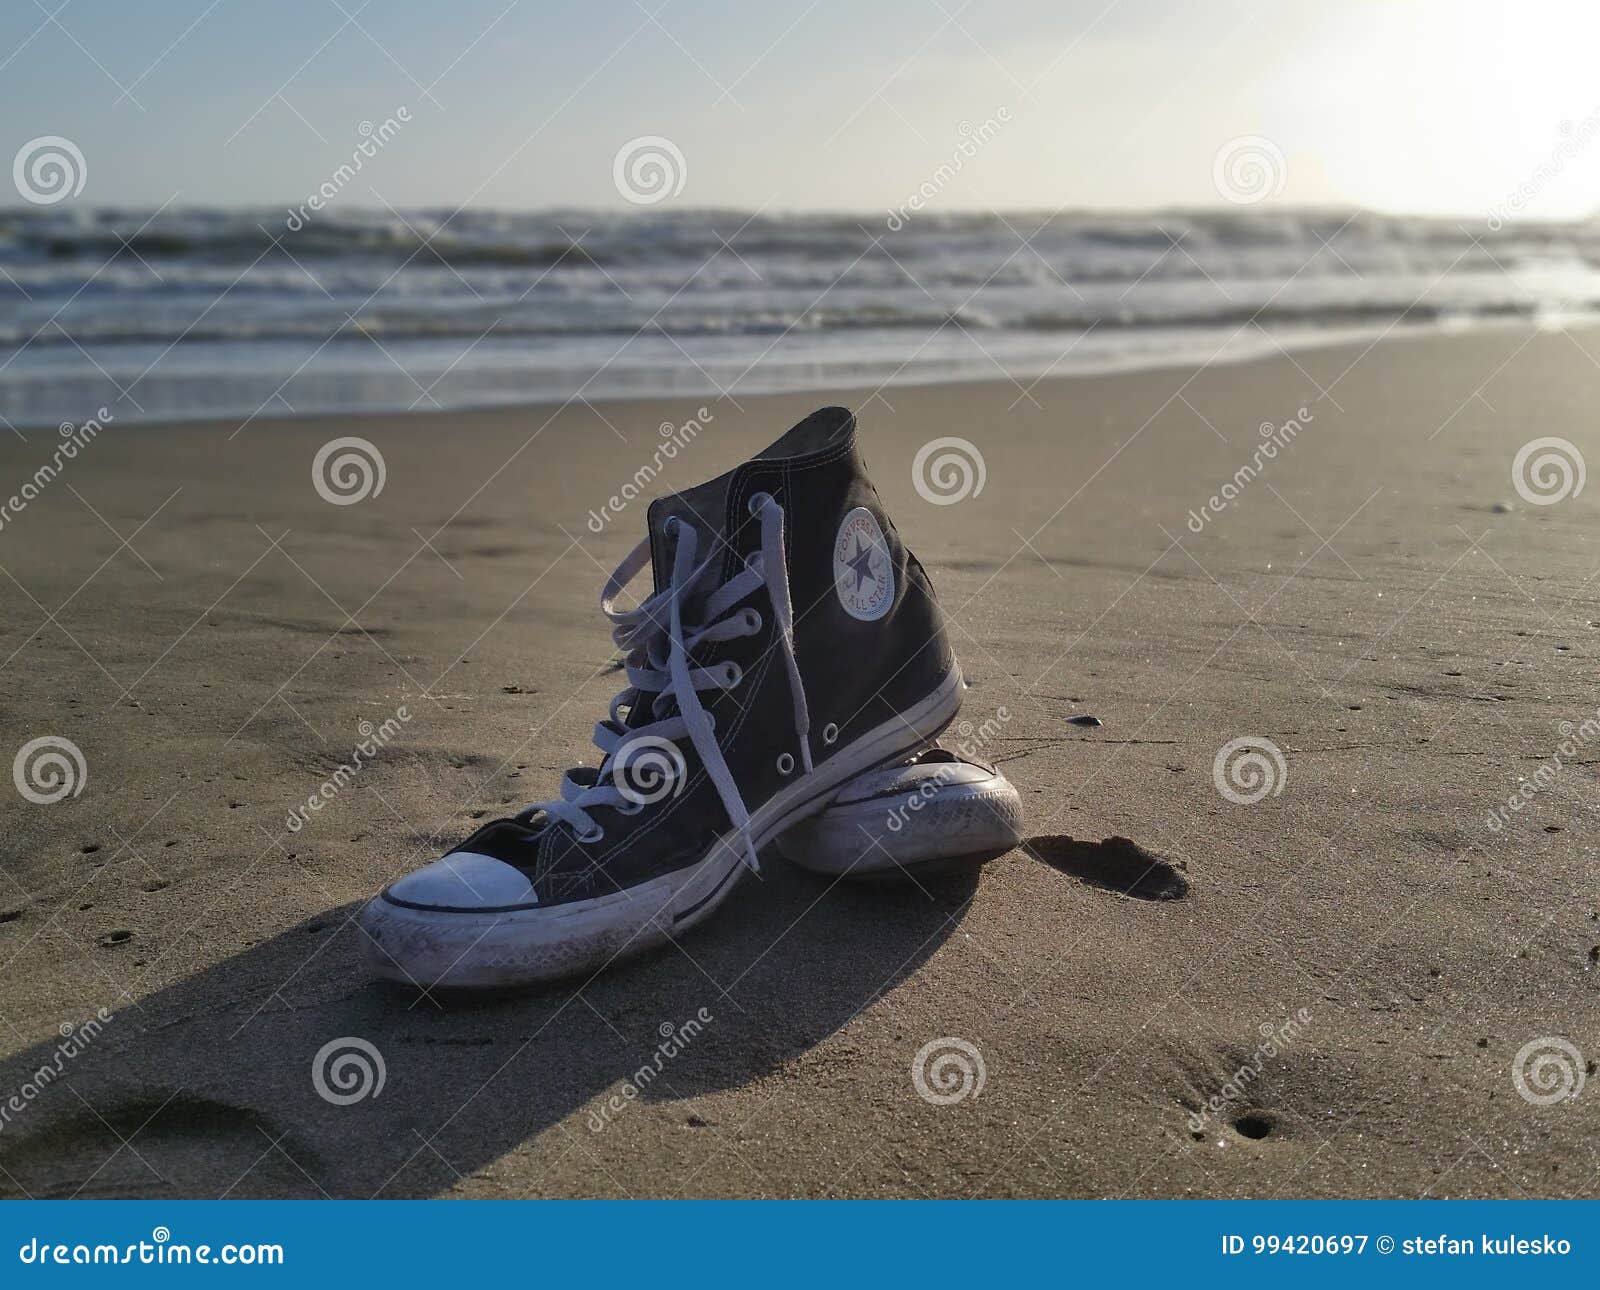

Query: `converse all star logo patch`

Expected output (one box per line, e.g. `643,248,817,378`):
834,506,894,621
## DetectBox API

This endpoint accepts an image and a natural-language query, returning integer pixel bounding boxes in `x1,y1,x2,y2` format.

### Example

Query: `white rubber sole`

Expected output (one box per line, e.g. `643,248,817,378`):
776,779,1024,879
360,664,964,989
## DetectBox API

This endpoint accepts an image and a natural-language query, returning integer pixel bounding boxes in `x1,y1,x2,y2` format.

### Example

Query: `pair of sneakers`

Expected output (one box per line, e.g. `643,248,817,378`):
360,408,1023,990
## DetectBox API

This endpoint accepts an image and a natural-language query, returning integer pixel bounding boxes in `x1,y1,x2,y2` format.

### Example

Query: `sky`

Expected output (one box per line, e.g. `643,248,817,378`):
3,0,1600,218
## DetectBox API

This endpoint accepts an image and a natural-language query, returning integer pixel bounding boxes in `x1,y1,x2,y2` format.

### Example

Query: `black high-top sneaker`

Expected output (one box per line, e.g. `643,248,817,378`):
360,407,962,988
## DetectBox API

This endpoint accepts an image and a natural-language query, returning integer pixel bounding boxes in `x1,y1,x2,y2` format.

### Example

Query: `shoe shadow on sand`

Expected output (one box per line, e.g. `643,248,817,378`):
0,861,977,1198
1022,835,1189,902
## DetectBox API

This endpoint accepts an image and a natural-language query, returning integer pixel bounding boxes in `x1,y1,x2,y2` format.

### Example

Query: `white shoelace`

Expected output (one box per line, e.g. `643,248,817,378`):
525,493,812,874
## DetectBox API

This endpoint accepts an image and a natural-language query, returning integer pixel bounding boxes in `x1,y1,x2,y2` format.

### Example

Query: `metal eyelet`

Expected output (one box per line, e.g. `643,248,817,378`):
747,491,772,515
776,752,795,775
577,824,605,843
615,800,644,816
743,608,762,632
723,661,743,687
822,722,839,745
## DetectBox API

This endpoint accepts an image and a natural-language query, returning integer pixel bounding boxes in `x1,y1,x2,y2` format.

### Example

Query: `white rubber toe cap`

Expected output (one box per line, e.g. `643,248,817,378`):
778,752,1024,877
384,850,537,911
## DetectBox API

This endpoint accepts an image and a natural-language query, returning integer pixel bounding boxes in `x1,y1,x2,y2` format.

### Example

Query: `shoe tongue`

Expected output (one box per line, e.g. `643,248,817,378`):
646,471,730,592
645,406,856,591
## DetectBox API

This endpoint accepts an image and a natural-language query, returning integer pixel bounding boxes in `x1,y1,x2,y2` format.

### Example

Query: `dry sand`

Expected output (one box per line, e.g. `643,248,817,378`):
0,326,1596,1198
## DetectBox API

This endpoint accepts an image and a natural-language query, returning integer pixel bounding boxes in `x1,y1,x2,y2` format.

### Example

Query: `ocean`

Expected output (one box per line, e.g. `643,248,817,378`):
2,205,1598,428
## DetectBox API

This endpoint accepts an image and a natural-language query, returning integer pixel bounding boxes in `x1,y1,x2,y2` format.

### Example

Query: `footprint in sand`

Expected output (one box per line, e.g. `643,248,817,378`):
0,1094,316,1199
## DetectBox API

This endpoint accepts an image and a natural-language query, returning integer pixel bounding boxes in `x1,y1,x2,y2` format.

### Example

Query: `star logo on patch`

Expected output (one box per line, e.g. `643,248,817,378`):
846,535,880,593
833,507,894,622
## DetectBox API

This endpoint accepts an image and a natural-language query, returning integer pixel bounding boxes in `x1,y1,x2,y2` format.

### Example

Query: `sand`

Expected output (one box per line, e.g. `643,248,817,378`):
0,326,1596,1198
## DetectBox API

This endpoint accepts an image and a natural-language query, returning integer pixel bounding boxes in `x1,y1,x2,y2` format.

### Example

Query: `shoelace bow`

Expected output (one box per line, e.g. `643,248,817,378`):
523,493,812,874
